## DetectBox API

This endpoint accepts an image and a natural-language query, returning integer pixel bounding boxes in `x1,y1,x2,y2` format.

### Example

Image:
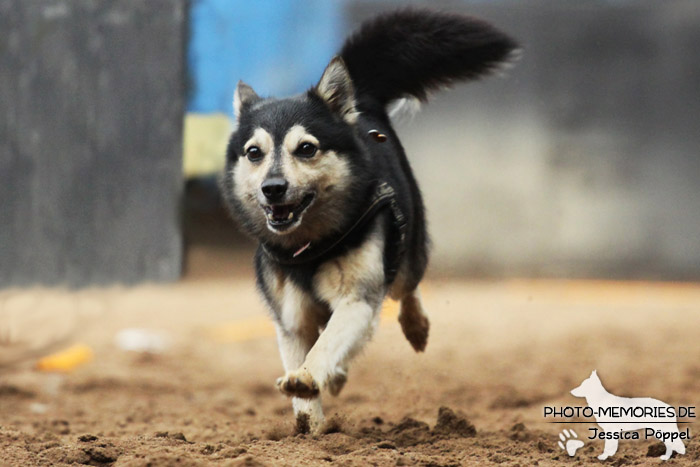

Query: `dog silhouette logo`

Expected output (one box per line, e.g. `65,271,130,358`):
570,370,687,461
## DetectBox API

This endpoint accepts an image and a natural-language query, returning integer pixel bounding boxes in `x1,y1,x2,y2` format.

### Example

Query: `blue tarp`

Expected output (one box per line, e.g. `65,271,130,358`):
187,0,345,117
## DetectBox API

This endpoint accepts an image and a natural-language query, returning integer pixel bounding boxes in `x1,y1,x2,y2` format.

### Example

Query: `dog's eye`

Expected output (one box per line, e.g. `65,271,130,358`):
295,142,317,158
246,146,263,162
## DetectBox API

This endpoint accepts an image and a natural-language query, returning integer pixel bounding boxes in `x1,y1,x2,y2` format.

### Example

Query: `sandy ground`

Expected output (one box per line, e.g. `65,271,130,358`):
1,273,699,466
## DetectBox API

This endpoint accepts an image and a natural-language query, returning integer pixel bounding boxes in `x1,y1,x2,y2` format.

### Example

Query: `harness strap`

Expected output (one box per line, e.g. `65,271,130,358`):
261,181,406,267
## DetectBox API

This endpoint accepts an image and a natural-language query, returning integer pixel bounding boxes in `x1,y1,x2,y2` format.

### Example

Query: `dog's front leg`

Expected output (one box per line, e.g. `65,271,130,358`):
276,223,385,419
273,282,324,433
275,297,381,395
275,323,325,433
302,225,385,392
303,297,380,391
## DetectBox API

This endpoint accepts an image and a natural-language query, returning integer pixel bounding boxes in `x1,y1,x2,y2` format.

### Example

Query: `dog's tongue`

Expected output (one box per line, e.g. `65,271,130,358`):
272,205,291,221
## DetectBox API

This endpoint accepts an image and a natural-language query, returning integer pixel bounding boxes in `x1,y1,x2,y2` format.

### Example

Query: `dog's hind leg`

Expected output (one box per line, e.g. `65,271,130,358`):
398,288,430,352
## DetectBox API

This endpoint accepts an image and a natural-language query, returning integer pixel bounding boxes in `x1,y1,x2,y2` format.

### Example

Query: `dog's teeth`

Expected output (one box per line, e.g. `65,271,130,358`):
287,212,293,220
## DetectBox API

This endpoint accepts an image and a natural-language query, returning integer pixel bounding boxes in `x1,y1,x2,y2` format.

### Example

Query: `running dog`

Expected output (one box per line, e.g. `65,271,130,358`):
221,9,518,433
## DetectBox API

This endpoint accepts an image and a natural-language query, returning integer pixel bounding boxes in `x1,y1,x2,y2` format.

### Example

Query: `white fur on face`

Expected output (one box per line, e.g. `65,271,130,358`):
232,127,274,224
283,125,319,155
279,125,352,205
230,124,355,244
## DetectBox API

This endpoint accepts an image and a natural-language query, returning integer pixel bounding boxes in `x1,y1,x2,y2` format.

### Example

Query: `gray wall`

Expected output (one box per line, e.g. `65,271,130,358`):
0,0,185,287
350,0,700,279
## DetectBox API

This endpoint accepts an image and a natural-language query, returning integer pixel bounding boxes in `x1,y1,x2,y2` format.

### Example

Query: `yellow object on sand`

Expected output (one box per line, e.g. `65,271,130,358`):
36,344,93,372
208,299,402,343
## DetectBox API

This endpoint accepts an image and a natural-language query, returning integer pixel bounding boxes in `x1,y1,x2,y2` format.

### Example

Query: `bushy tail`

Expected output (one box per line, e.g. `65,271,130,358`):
340,9,519,107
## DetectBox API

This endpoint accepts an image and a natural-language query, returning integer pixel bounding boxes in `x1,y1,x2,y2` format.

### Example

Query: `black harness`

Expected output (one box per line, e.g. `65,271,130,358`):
260,181,407,279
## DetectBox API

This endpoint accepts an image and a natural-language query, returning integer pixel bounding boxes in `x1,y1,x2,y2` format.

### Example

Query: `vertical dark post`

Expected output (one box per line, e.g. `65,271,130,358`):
0,0,186,286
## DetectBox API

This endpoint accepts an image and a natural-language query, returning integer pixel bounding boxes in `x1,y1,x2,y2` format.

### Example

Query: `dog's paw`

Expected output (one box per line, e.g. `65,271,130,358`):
327,369,347,396
399,310,429,352
276,369,319,399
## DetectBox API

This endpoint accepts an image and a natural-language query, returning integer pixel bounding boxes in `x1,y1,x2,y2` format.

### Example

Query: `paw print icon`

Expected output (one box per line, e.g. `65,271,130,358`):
558,428,584,457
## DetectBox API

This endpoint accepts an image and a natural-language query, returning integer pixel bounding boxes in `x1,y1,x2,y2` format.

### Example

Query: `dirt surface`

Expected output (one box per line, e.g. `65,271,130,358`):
1,277,699,466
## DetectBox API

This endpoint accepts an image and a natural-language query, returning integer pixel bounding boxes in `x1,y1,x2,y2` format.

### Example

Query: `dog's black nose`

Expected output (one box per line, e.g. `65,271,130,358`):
261,178,288,202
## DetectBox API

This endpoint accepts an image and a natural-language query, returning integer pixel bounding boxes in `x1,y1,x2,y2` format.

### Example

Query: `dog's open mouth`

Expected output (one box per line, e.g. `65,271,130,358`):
263,193,315,231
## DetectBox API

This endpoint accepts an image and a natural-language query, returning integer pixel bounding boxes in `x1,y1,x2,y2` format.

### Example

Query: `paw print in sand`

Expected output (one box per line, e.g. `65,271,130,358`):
558,428,584,457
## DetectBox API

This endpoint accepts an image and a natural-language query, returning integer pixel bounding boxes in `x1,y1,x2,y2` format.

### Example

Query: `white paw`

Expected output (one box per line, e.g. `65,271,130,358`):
276,368,319,399
557,429,584,457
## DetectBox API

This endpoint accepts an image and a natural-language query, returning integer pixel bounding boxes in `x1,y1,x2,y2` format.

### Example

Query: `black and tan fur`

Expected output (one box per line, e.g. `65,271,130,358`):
221,9,518,433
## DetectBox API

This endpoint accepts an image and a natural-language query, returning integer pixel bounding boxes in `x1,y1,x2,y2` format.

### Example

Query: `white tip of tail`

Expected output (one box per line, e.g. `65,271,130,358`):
388,96,422,124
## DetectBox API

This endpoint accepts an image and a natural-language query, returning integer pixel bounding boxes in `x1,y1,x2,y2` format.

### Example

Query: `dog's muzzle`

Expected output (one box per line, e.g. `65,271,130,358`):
262,192,315,232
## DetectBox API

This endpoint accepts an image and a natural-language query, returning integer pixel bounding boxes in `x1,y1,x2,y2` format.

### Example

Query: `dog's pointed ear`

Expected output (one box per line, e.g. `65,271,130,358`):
234,80,260,119
315,57,358,124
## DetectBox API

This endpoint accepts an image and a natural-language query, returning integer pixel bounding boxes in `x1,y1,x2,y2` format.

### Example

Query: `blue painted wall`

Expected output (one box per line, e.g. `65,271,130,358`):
187,0,345,116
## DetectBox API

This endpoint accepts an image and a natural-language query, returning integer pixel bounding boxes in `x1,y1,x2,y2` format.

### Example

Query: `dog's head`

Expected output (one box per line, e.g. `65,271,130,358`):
570,370,603,398
221,58,367,247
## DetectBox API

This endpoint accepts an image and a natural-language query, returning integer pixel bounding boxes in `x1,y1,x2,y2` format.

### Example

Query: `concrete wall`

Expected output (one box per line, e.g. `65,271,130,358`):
0,0,185,287
349,0,700,280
